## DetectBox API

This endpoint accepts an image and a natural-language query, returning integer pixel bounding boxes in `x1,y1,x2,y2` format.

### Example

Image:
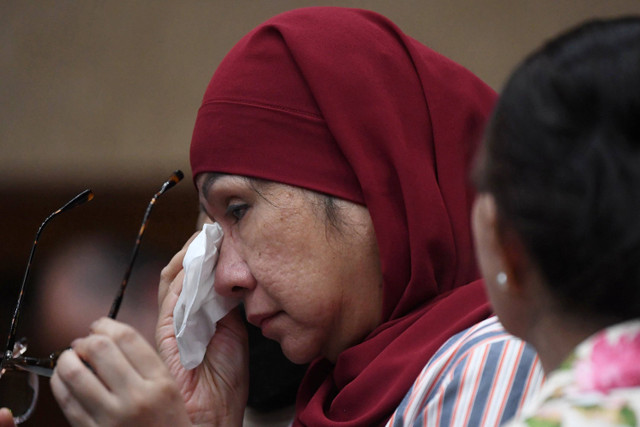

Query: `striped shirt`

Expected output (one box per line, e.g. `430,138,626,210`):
387,316,544,427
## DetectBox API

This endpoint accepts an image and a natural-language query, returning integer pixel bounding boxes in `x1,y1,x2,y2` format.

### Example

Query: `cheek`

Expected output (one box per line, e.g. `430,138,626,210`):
237,196,342,319
241,206,322,274
250,241,338,323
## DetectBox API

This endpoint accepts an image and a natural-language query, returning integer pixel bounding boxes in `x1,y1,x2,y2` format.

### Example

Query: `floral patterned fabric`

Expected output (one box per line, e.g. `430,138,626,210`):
504,320,640,427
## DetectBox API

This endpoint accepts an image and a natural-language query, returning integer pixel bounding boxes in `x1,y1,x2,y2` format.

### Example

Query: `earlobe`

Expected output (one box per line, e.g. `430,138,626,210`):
473,194,522,295
496,271,508,290
491,210,533,296
481,196,517,292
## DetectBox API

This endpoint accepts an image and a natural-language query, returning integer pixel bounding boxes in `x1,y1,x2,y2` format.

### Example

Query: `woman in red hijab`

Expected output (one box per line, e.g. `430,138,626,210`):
38,7,542,427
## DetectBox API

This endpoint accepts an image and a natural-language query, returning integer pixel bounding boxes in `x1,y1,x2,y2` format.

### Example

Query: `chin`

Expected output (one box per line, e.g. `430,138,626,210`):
280,341,319,365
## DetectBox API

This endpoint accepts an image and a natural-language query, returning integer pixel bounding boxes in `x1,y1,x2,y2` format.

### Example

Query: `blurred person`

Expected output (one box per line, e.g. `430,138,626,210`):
472,16,640,426
19,234,160,427
2,7,542,426
32,234,160,350
0,232,162,426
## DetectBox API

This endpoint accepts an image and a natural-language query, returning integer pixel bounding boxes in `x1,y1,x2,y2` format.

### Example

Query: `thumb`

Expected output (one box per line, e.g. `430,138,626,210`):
0,408,16,427
158,231,199,306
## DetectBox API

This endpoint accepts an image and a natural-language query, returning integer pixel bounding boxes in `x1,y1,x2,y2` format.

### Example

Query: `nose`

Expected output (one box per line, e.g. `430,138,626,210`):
214,235,256,297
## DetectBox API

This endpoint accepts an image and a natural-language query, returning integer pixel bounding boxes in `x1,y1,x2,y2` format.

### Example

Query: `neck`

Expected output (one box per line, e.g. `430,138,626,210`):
527,304,615,374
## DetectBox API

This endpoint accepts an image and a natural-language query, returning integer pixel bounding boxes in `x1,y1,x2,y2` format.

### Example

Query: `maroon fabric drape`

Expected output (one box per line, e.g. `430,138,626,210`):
190,7,495,426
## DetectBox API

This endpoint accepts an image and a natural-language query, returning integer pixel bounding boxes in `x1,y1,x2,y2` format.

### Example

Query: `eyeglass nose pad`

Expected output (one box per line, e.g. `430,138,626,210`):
12,339,28,358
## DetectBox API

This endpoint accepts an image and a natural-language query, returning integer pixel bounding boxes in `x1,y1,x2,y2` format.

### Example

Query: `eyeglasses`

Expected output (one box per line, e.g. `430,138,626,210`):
0,170,183,424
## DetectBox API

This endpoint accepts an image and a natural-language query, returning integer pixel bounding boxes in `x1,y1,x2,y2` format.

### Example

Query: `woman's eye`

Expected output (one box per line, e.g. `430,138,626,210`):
226,203,249,222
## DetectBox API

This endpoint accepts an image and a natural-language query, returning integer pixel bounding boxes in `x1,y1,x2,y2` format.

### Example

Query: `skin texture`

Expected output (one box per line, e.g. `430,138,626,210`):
155,235,249,426
39,174,383,426
47,232,249,427
49,318,194,427
197,174,383,364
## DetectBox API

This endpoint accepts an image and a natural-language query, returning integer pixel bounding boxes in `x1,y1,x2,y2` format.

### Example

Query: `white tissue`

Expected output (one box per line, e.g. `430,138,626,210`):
173,223,239,369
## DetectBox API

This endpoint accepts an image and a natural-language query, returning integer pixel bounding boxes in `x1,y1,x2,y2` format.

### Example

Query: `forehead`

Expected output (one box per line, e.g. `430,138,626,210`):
197,173,252,196
197,174,290,207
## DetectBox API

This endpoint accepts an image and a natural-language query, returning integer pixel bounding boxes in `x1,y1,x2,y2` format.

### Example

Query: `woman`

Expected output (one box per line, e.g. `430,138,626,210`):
472,16,640,426
0,7,541,426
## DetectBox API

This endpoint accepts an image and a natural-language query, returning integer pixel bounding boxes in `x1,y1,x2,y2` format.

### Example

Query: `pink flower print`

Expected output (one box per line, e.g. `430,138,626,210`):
575,330,640,393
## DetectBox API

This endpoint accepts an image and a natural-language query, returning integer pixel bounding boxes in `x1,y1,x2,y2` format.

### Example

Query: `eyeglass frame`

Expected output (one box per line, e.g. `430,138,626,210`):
0,170,183,389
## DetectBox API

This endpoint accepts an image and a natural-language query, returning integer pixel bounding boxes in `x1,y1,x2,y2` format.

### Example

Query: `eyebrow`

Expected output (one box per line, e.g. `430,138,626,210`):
198,173,258,221
200,173,224,199
197,173,224,223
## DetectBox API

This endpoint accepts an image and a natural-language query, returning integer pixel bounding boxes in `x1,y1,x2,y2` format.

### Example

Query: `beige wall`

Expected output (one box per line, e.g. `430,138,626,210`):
2,0,639,189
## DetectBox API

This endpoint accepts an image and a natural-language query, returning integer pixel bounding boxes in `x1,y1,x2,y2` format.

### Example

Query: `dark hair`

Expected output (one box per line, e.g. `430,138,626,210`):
475,16,640,320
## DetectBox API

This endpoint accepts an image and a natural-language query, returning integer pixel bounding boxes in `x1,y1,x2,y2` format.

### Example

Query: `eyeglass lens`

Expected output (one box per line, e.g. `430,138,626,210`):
0,370,38,423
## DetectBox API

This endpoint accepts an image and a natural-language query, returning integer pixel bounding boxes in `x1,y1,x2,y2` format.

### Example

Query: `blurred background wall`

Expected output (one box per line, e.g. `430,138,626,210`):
1,1,639,425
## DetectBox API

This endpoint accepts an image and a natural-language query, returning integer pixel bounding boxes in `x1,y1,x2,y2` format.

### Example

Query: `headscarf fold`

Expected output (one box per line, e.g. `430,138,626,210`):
190,7,494,426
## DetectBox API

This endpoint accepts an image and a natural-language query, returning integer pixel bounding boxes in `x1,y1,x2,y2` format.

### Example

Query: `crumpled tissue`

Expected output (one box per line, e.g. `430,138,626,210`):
173,222,239,369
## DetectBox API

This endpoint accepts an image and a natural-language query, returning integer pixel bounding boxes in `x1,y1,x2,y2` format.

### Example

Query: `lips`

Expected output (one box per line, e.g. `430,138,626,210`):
247,311,279,330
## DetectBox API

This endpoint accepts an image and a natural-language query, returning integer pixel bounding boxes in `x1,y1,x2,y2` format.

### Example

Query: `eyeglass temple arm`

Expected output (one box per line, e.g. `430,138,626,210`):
2,190,94,363
108,170,183,320
4,354,59,378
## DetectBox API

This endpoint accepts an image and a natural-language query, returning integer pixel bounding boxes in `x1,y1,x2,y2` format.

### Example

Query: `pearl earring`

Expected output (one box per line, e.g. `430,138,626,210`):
496,272,508,289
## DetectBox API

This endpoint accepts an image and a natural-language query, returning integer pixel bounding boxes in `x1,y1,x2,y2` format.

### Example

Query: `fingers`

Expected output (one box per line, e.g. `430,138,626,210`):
0,408,16,427
52,319,192,427
158,268,185,324
215,308,249,352
203,308,249,389
156,233,196,361
78,318,169,384
51,350,104,427
158,231,199,307
155,267,184,368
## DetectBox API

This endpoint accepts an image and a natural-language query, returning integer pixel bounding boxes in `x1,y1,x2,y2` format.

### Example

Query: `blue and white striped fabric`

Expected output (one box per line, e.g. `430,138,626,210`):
387,316,543,427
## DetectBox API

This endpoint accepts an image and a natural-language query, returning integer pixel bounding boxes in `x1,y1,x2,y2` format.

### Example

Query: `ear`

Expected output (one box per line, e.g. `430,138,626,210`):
472,194,501,254
472,194,529,295
489,202,534,295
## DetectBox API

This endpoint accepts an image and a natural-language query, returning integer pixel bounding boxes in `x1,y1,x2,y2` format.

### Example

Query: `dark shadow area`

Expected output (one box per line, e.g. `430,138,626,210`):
0,185,198,426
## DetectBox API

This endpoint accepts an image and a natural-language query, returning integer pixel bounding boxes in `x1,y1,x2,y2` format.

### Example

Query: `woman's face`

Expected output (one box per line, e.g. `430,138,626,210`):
197,174,383,363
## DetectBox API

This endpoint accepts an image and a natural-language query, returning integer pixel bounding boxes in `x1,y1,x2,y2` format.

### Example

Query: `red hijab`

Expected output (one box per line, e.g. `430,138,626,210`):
191,7,494,426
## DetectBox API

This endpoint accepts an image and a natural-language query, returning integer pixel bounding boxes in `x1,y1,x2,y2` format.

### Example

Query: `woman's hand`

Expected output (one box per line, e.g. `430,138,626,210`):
50,318,193,427
156,234,249,426
0,408,15,427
